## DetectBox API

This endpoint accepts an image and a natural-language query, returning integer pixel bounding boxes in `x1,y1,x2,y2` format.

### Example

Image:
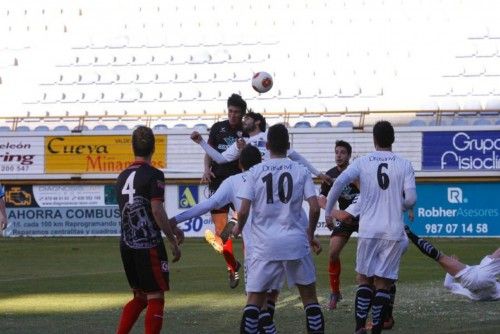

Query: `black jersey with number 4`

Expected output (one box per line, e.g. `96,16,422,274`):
320,166,359,210
116,161,165,249
208,120,245,179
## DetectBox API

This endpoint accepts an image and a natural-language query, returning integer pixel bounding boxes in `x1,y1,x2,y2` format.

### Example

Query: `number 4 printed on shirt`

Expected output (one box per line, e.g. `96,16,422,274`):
122,171,136,204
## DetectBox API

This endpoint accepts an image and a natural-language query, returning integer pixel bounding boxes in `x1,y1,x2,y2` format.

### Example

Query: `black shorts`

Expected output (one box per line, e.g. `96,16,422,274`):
331,219,359,238
209,176,235,214
120,242,170,293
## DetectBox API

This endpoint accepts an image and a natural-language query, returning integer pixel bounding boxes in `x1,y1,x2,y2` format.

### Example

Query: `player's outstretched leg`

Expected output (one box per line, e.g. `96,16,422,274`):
370,289,391,334
222,237,241,288
241,305,260,334
354,284,373,333
116,292,147,334
204,229,223,254
405,226,441,261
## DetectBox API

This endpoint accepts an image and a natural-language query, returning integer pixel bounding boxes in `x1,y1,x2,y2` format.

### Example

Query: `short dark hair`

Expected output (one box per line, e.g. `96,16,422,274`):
373,120,395,148
267,123,289,155
132,126,155,157
239,145,262,170
335,140,352,155
245,110,266,132
227,93,247,115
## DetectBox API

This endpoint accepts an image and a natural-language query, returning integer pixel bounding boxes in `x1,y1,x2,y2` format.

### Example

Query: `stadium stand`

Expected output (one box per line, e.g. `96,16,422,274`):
0,0,499,131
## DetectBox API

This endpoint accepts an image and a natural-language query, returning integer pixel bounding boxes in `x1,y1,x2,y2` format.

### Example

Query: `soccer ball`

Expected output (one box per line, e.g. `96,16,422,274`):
252,71,273,93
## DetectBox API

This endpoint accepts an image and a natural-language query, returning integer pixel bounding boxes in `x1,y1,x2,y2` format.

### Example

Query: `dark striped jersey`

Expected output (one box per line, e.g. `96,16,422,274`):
320,166,359,210
208,120,245,179
116,161,165,249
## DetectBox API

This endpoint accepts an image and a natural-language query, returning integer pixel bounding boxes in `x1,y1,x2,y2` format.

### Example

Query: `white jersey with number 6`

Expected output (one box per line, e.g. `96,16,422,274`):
339,151,415,240
238,158,317,261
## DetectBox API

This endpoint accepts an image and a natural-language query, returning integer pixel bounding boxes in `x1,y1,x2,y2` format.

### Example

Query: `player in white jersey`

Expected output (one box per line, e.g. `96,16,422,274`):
190,111,332,185
234,124,325,334
325,120,417,334
405,226,500,301
169,145,283,331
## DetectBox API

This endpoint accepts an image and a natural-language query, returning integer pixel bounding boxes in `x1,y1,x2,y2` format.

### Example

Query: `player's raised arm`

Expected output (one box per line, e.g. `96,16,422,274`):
191,130,232,164
170,179,232,226
287,150,332,184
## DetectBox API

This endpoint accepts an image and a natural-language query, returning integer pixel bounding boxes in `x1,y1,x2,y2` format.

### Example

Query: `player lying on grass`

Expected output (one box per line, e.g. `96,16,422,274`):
405,226,500,301
330,195,398,330
233,124,325,334
190,111,332,186
169,145,289,332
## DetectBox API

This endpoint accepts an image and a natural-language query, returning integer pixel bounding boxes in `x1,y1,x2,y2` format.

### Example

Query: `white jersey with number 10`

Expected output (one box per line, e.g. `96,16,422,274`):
238,158,317,261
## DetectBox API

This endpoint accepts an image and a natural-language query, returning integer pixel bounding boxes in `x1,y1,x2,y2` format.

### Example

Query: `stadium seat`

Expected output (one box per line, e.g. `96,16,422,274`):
294,121,312,128
54,125,70,131
113,124,129,130
153,124,168,131
450,118,468,126
473,118,492,126
72,125,89,132
482,99,500,115
93,125,109,131
34,125,50,131
0,126,11,131
15,126,30,132
408,119,426,127
428,120,447,126
314,120,333,128
337,120,354,128
173,123,188,128
496,119,500,125
193,123,208,131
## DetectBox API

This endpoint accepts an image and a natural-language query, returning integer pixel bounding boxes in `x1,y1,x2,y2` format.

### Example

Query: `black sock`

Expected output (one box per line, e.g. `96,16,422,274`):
304,303,324,334
385,284,396,320
354,284,373,331
266,300,276,320
241,305,260,334
258,310,277,334
371,289,391,334
405,225,441,261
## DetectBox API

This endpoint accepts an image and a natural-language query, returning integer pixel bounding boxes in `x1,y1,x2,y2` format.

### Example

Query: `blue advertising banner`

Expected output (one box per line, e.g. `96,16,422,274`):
406,182,500,237
422,131,500,170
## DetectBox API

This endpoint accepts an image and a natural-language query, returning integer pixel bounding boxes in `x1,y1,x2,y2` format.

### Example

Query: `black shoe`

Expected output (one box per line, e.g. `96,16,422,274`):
229,261,241,289
221,218,237,243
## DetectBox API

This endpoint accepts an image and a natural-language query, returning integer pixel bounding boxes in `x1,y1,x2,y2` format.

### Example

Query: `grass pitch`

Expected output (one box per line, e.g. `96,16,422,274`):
0,237,498,333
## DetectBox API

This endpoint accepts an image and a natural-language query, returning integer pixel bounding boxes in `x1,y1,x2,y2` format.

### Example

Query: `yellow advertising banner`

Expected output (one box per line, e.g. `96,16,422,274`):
45,135,167,173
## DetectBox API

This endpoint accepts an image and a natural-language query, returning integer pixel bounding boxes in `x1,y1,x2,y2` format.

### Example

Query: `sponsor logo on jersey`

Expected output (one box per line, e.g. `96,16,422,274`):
178,185,198,208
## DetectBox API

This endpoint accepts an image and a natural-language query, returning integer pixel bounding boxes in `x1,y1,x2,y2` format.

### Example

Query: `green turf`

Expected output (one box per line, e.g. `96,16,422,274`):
0,237,498,333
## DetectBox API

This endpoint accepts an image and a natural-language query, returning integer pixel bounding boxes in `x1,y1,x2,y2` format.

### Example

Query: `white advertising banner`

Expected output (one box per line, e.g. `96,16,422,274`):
0,137,44,174
166,184,332,237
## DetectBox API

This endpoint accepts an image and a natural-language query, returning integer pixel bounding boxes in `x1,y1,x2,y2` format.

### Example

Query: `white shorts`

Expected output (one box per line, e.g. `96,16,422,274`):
455,265,497,292
245,254,316,293
356,237,408,280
